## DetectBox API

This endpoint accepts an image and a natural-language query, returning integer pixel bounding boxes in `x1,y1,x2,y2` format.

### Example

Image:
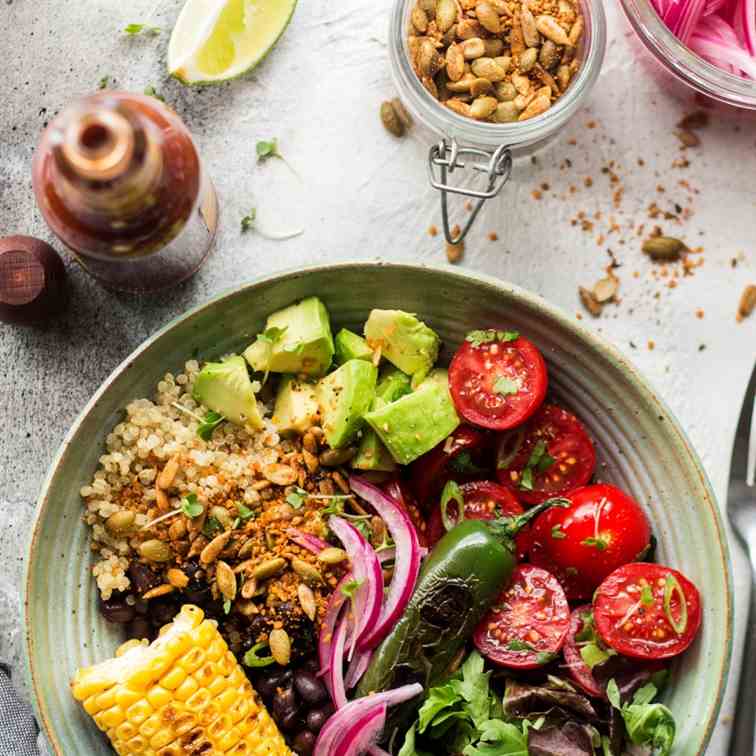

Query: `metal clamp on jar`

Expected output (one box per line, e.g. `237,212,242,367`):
388,0,607,245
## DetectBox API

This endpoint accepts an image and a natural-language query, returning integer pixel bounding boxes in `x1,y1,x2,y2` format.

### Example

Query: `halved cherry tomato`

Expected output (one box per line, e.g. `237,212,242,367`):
384,479,429,548
409,425,491,508
449,333,548,431
593,563,702,660
496,404,596,505
562,606,605,698
426,480,523,546
473,564,570,669
528,484,651,600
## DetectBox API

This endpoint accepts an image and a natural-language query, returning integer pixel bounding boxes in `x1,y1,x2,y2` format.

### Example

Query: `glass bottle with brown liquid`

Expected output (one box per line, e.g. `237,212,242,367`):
32,91,218,293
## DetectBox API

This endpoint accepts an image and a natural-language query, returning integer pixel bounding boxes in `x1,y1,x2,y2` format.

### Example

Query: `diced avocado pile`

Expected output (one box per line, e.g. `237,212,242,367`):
192,297,459,465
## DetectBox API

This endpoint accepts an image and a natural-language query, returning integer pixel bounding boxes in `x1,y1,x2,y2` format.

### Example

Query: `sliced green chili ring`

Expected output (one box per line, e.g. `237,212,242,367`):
243,642,275,668
496,428,525,471
663,573,688,635
440,480,465,533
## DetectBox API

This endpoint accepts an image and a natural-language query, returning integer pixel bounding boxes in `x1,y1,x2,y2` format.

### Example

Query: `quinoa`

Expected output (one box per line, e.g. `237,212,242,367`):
80,360,363,656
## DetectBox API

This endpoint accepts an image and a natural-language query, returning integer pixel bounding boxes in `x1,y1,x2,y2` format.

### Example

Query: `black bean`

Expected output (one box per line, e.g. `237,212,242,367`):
99,594,135,624
302,656,320,673
126,618,152,641
184,585,211,605
254,671,284,699
272,687,299,730
133,597,149,616
305,703,334,733
150,598,179,626
127,562,161,595
291,730,316,755
294,670,327,705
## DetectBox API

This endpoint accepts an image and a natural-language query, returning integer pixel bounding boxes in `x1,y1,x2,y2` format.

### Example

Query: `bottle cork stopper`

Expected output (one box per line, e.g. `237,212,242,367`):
0,235,66,325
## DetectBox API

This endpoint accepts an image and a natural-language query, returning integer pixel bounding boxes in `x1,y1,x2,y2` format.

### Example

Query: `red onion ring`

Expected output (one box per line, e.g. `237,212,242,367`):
332,704,387,756
286,527,329,554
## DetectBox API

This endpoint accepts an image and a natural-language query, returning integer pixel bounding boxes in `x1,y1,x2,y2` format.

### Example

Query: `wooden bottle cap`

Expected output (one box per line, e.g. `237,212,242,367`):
0,235,66,325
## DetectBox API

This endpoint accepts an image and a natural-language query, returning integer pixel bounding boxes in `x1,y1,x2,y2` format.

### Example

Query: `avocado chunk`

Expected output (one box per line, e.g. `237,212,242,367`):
271,376,319,436
316,359,378,449
364,310,440,387
352,367,413,472
244,297,334,378
334,328,374,364
364,369,460,464
193,355,264,431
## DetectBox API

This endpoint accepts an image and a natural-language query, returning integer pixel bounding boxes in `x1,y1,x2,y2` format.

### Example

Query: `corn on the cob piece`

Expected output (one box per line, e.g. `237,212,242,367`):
71,604,291,755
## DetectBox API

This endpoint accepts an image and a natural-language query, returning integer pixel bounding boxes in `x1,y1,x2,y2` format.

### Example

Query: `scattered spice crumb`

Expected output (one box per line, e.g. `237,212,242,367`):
488,232,498,241
532,190,543,201
736,284,756,322
676,129,700,148
698,344,706,352
446,240,464,264
648,340,655,351
428,225,438,237
579,286,603,317
695,308,705,319
677,111,710,131
584,177,593,188
464,200,473,212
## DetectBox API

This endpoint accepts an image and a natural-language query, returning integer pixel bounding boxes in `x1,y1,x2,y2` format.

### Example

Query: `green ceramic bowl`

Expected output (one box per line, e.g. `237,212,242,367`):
23,262,732,755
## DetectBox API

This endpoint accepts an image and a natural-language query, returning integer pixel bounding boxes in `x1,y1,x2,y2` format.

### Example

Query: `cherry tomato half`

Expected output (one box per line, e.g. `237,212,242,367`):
593,563,702,660
427,480,523,546
409,425,491,508
528,484,652,600
449,334,548,431
473,564,570,669
562,605,605,698
496,404,596,505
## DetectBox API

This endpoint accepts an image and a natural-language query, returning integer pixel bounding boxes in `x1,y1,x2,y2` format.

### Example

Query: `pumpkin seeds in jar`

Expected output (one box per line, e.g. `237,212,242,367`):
406,0,583,123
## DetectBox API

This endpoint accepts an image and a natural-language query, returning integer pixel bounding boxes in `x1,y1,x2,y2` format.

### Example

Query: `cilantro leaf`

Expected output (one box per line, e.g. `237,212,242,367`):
286,487,307,509
236,502,255,522
98,75,111,90
223,598,232,614
465,329,520,348
551,523,566,539
340,577,365,600
440,480,465,532
581,536,609,551
518,440,555,491
197,410,225,441
448,451,486,475
202,516,222,538
576,611,616,669
256,138,281,162
241,208,257,232
506,639,536,652
462,719,529,756
641,584,654,605
519,467,533,491
180,493,204,519
493,375,519,396
536,651,556,665
124,23,161,35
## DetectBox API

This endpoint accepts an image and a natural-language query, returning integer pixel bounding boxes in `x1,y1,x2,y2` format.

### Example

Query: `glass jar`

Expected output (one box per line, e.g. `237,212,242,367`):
388,0,606,242
618,0,756,111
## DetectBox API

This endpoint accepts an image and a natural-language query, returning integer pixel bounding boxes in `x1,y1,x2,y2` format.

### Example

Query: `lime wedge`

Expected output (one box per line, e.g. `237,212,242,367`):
168,0,297,85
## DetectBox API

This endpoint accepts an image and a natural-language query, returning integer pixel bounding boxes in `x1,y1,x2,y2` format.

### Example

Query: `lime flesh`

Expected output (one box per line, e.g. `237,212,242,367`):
169,0,297,85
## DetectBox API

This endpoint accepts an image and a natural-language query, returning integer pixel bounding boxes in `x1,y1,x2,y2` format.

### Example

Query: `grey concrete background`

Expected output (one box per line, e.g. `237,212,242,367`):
1,0,755,752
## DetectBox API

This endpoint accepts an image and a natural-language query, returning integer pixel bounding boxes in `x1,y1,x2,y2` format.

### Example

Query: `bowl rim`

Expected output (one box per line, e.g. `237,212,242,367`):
22,260,733,756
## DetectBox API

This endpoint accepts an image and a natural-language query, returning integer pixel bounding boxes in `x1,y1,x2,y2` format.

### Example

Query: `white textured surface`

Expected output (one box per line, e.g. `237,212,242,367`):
0,0,754,752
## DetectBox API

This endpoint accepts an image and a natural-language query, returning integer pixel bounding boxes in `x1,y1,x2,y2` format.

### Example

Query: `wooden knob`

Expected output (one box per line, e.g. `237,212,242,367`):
0,235,66,325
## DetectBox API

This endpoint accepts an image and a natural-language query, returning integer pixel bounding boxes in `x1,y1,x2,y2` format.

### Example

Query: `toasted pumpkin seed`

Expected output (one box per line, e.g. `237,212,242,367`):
447,72,476,92
412,4,429,32
269,628,291,666
540,40,559,70
518,94,551,120
470,77,493,97
593,276,619,303
157,454,180,490
292,557,324,585
493,101,520,122
494,81,517,101
579,286,603,317
106,510,136,535
262,463,298,486
493,55,512,73
470,95,498,119
168,518,187,540
483,38,504,57
642,236,686,261
476,1,501,33
380,101,404,137
142,584,175,600
240,577,258,599
461,37,486,60
520,7,540,47
557,64,572,90
536,15,570,45
447,98,473,117
216,560,237,601
319,446,357,466
737,285,756,322
436,0,458,31
252,557,287,581
519,47,538,73
210,505,233,531
155,487,170,513
569,15,584,45
471,57,507,81
512,72,531,95
456,18,482,38
446,42,465,81
199,530,233,565
166,568,189,589
298,583,318,621
139,539,172,562
318,547,349,564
